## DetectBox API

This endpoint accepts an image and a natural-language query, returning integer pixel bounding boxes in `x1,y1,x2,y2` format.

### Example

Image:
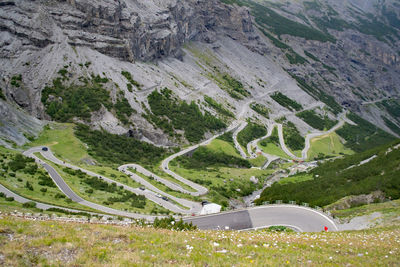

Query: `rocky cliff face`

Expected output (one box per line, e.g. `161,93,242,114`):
0,0,399,145
0,0,262,114
0,0,258,62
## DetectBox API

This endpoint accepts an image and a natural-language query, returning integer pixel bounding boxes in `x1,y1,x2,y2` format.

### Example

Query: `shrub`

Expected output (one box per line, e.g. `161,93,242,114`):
153,216,197,231
22,201,37,208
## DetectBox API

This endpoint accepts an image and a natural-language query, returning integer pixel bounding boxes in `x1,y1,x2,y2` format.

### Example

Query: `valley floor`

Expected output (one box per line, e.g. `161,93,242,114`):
0,216,399,266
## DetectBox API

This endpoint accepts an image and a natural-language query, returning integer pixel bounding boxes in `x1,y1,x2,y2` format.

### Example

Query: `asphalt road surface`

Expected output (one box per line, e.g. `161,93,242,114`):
185,205,338,232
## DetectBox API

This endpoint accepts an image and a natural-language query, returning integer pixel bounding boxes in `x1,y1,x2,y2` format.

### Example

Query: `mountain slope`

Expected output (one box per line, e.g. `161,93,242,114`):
0,0,399,147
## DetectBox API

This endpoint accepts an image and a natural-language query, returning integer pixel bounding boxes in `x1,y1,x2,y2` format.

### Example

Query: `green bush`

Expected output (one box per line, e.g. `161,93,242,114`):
8,154,34,172
22,201,37,208
153,216,197,231
114,97,136,125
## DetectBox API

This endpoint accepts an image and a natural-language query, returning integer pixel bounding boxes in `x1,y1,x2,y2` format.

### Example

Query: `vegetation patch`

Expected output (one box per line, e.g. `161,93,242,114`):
382,116,400,136
307,132,353,160
336,113,395,152
271,92,302,111
176,146,251,169
121,71,142,90
250,102,270,118
377,99,400,124
289,73,342,114
74,124,167,166
259,127,290,159
41,76,112,122
2,216,399,266
146,88,226,142
0,89,5,100
153,216,197,231
41,71,136,124
204,96,234,118
296,109,338,130
0,147,92,212
256,140,400,207
282,121,305,151
237,123,267,148
10,74,22,87
62,167,147,209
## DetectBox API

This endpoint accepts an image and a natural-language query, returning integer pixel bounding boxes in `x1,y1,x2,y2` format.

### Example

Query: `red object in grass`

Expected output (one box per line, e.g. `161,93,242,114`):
324,226,328,232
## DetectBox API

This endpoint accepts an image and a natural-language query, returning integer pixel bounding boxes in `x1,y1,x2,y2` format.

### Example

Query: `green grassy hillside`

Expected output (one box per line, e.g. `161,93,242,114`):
256,140,400,207
0,216,399,266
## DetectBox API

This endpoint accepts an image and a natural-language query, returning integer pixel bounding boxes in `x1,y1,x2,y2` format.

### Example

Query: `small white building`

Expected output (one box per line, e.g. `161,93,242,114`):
200,203,221,215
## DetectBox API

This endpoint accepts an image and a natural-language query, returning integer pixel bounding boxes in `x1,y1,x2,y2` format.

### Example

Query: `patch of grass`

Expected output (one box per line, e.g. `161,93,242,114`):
331,199,400,221
170,162,272,207
278,173,314,185
248,155,267,168
1,215,399,265
271,92,302,111
307,132,353,160
176,146,251,169
206,139,240,158
27,123,89,164
258,127,290,159
296,109,338,130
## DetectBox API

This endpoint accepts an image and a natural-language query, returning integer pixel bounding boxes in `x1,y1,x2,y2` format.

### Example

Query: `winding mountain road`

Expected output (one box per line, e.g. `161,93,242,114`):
1,99,343,231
